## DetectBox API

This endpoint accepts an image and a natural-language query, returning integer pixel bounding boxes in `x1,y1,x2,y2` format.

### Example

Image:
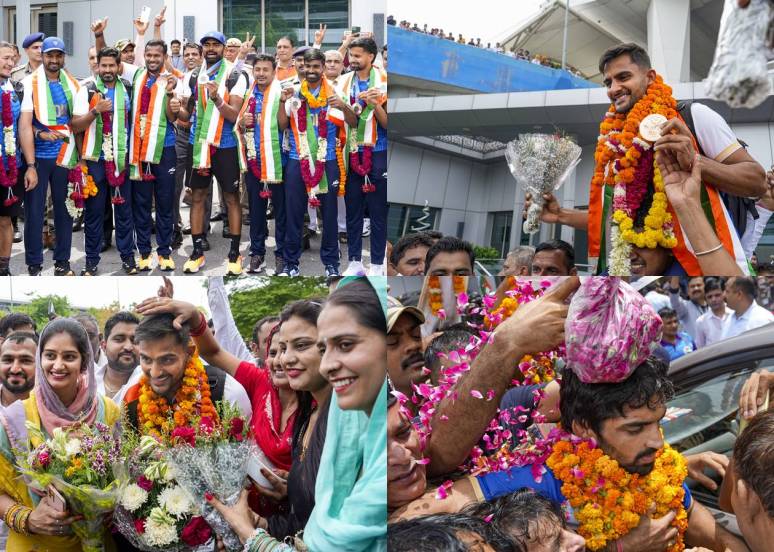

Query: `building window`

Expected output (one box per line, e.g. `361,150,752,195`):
388,203,439,243
489,212,512,258
308,0,348,48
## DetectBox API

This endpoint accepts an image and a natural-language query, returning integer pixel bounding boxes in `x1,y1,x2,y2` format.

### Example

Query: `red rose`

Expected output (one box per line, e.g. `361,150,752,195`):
171,426,196,446
199,416,215,435
136,475,153,491
38,449,51,468
181,516,212,546
229,417,245,441
134,518,146,534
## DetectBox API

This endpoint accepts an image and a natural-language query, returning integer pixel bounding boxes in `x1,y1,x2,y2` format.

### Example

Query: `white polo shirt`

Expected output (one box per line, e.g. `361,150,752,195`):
720,301,774,340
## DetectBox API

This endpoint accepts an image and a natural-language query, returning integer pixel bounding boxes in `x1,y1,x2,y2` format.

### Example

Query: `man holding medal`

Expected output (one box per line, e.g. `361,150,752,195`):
525,42,766,276
19,37,81,276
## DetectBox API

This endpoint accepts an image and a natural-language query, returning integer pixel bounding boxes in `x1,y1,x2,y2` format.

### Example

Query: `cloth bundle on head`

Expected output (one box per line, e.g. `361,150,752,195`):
35,318,99,436
565,277,662,383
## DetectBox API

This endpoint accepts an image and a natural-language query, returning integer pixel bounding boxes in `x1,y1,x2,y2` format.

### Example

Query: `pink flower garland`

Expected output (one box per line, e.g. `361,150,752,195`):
68,168,86,209
101,110,127,205
139,84,156,181
0,91,19,207
297,101,327,208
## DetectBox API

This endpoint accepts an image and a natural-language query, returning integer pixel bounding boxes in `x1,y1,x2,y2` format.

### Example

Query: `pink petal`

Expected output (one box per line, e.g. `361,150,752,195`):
470,390,484,399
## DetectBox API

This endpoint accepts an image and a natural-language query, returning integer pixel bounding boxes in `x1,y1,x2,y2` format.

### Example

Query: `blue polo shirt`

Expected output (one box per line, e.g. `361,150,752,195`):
189,60,245,150
145,74,176,148
286,85,337,161
661,332,696,361
34,80,70,159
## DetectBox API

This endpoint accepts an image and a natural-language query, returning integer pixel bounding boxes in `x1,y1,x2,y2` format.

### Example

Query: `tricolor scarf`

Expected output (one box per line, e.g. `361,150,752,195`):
235,79,283,182
589,110,748,276
81,77,128,176
128,69,170,180
338,67,387,146
288,83,334,194
29,65,80,168
192,60,233,171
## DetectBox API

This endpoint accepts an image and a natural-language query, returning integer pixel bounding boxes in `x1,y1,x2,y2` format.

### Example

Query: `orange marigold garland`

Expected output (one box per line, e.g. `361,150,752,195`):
452,275,467,296
427,275,443,316
138,349,218,440
547,436,688,551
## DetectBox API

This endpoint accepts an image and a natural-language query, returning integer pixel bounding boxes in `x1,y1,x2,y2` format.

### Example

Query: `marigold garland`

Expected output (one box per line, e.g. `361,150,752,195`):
427,275,443,315
546,436,688,551
80,164,98,199
592,74,679,274
300,79,330,109
138,350,218,440
452,275,467,296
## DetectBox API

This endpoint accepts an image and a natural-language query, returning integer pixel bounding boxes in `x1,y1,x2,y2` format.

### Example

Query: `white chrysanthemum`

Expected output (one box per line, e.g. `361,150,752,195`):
120,484,148,512
144,514,179,546
65,438,82,457
158,485,194,518
163,462,178,483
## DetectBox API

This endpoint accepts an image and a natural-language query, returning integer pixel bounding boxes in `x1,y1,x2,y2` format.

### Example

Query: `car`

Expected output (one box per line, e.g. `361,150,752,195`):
660,322,774,536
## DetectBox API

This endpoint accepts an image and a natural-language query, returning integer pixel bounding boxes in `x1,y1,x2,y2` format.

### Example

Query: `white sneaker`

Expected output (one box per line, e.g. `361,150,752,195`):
343,260,366,276
367,262,385,276
362,218,371,237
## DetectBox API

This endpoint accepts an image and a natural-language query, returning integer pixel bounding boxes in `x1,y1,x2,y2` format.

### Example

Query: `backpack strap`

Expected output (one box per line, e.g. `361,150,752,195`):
11,80,23,103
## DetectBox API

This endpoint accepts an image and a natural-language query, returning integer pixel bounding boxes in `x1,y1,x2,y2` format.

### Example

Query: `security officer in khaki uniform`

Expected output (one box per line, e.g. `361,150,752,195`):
10,32,44,83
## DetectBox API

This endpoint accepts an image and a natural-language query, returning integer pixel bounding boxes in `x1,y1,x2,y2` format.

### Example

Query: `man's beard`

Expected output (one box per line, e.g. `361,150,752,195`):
2,374,33,394
599,437,658,476
108,354,137,374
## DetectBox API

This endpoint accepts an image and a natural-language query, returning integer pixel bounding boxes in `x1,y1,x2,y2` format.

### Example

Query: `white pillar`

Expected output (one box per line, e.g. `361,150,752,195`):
17,0,31,49
647,0,690,83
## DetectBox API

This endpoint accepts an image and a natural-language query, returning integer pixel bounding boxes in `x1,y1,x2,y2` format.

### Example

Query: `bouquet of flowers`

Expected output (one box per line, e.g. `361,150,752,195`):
164,402,254,552
113,431,210,551
17,422,122,552
505,133,582,234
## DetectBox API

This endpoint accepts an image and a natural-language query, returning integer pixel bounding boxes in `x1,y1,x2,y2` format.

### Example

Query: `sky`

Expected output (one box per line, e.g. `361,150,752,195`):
388,0,546,44
0,277,210,311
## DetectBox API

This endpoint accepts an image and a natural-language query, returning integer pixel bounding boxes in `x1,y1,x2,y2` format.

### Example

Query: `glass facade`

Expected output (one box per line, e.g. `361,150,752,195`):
489,212,512,258
387,203,439,243
222,0,349,53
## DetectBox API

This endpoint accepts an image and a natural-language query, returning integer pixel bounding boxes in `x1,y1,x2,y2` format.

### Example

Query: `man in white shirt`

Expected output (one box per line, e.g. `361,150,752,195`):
95,311,140,400
668,276,708,341
695,277,733,348
721,276,774,339
74,313,106,373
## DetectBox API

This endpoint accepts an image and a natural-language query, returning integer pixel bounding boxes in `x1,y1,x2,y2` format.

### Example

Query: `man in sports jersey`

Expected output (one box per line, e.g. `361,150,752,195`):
177,31,248,275
276,48,357,277
526,42,766,276
70,47,136,276
342,37,388,276
19,37,81,276
93,18,180,273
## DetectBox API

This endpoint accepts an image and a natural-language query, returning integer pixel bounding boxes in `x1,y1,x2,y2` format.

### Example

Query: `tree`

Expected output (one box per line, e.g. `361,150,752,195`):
227,277,328,341
15,295,74,330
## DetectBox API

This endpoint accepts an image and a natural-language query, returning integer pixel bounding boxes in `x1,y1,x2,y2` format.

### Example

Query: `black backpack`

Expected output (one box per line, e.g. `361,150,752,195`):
186,66,247,113
125,364,228,432
677,101,759,238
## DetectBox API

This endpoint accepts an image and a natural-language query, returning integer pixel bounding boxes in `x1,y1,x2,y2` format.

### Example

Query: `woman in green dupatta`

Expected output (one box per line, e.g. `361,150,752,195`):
208,276,387,551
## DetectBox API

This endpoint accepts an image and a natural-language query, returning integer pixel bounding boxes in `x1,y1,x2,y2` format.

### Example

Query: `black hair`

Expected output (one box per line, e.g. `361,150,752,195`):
183,42,202,54
658,307,677,320
423,328,475,384
277,35,295,48
391,233,435,267
40,318,93,373
534,239,575,271
425,237,475,273
420,230,444,241
303,47,325,65
0,313,36,338
734,410,774,517
145,39,168,55
598,42,652,74
703,277,725,294
104,311,140,341
96,47,121,64
325,278,386,334
464,488,564,551
388,513,517,552
350,36,378,57
2,330,39,346
171,39,181,46
560,356,674,435
252,315,280,345
253,53,277,69
134,313,190,348
729,276,757,299
279,299,323,327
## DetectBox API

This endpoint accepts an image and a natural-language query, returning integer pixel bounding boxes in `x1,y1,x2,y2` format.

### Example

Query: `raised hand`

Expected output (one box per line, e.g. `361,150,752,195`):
657,151,703,211
91,17,109,34
524,192,562,224
204,81,219,102
314,23,328,45
157,275,174,299
133,17,149,35
154,6,167,28
684,451,729,491
95,93,112,114
280,86,294,102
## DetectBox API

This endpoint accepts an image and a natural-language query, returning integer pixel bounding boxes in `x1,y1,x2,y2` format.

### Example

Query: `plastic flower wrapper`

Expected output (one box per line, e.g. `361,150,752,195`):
16,422,122,552
164,402,254,552
705,0,773,109
565,277,662,383
505,133,582,234
112,430,210,552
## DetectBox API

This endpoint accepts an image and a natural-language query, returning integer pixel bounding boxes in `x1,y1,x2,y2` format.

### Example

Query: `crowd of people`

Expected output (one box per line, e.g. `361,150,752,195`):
0,6,388,277
0,275,387,551
386,275,774,552
387,16,586,77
